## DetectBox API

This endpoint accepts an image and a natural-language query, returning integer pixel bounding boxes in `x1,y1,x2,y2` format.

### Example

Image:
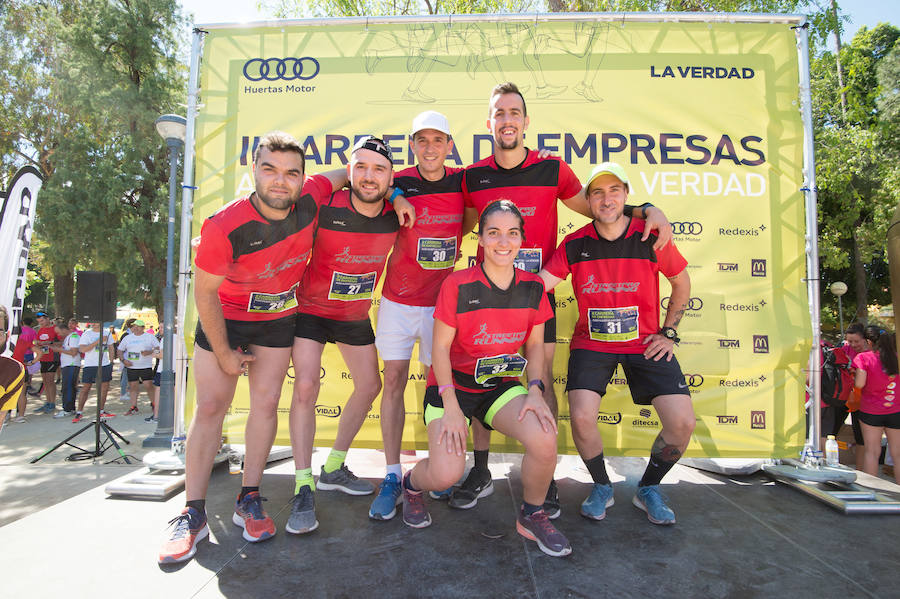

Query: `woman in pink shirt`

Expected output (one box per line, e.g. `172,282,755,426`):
852,326,900,483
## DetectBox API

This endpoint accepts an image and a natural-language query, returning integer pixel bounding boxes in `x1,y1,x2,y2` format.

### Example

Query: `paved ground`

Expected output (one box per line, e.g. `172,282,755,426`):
2,367,899,598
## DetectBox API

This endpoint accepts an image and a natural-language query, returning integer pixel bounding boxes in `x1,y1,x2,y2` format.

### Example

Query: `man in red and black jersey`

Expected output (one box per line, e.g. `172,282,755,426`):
456,81,674,518
286,136,406,534
541,162,694,526
33,312,61,414
159,131,353,564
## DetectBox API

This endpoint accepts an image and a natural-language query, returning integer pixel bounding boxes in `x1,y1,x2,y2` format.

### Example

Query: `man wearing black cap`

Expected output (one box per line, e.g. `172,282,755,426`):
286,136,406,535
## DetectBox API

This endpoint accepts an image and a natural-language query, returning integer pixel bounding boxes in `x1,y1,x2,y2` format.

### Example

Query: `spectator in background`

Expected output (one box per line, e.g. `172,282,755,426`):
73,321,117,423
33,312,61,414
117,319,159,415
118,318,137,397
68,318,82,335
147,335,163,422
54,320,81,418
852,326,900,484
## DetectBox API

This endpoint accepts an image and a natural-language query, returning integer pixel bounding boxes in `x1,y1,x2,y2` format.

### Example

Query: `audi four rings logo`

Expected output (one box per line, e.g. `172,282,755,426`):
661,296,703,310
243,57,321,81
684,374,704,387
672,221,703,235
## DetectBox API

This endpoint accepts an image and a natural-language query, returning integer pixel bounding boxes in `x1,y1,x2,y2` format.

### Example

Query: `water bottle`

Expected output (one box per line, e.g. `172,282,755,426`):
825,435,839,466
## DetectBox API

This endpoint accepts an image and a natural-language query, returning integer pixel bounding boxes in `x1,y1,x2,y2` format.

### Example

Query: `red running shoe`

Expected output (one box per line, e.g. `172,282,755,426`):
232,491,275,542
158,507,209,564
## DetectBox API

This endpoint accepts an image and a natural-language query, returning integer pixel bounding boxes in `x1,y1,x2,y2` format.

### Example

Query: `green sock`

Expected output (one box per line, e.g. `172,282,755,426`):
294,468,314,494
323,449,347,474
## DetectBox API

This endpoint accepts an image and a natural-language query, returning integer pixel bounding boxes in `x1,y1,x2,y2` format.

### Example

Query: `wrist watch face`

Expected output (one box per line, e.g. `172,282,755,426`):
663,328,677,340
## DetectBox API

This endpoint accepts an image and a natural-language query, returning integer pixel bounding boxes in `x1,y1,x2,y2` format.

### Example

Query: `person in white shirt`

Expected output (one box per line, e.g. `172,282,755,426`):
146,336,164,422
73,322,116,423
53,321,82,418
116,319,160,416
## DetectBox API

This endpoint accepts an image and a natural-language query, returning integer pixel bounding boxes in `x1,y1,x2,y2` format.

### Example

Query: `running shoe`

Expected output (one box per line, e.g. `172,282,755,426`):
632,485,676,525
285,486,318,534
448,468,493,509
100,410,116,419
316,464,375,496
232,491,276,542
71,412,83,423
145,415,157,422
543,479,561,520
125,406,139,415
368,473,402,520
53,410,74,419
401,476,431,528
33,402,54,414
516,507,572,557
580,483,615,521
158,507,209,564
13,415,27,423
428,486,453,500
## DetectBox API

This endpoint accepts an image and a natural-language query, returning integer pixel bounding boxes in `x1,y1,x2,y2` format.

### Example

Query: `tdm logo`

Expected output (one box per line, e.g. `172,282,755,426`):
243,57,321,81
718,339,740,348
718,262,739,272
753,335,770,354
315,404,341,418
717,415,739,424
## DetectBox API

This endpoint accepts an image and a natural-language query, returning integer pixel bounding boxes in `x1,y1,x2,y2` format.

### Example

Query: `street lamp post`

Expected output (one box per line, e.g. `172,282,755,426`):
144,114,186,447
830,281,848,338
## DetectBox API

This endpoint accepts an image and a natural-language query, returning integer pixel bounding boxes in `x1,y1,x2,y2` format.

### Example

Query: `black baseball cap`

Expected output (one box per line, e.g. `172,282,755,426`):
352,136,393,165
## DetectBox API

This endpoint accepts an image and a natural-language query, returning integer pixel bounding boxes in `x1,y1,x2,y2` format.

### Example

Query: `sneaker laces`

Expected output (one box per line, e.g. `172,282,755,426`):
526,509,556,534
406,488,426,515
338,464,358,480
380,476,400,496
459,469,489,494
240,493,268,519
167,512,201,541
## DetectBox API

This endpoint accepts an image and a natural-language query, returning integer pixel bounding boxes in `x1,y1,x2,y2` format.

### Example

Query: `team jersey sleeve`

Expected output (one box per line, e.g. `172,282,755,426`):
656,241,689,278
433,275,460,329
533,280,554,326
461,169,474,208
194,218,233,276
543,238,572,280
303,173,335,206
556,158,583,199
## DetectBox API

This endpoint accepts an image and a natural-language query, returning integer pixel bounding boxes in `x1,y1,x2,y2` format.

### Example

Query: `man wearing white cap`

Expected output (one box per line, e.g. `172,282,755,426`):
116,319,160,415
539,162,694,525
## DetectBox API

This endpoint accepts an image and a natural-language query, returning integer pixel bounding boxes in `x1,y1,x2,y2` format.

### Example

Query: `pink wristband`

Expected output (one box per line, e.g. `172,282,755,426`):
438,384,454,394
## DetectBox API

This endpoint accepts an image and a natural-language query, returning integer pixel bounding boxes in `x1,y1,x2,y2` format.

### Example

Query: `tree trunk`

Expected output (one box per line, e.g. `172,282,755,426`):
136,239,164,314
53,268,75,318
853,231,868,323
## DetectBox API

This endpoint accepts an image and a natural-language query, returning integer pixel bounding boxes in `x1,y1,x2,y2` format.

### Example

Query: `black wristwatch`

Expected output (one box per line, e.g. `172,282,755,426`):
659,326,680,344
528,379,545,393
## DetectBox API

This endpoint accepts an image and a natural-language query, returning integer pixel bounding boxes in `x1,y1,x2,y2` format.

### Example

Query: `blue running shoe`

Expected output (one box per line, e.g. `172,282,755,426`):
632,485,676,525
368,473,402,520
428,487,453,500
580,483,615,521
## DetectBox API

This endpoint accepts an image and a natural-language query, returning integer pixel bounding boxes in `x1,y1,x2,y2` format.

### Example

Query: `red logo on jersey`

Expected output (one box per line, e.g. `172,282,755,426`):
472,323,527,346
579,275,640,294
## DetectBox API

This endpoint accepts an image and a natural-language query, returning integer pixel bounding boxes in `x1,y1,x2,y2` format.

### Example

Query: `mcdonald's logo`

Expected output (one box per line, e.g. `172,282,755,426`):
751,410,766,429
753,335,769,354
751,259,767,277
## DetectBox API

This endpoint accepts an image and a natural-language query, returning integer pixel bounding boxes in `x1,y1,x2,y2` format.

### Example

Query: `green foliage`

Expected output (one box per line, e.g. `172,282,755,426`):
261,0,542,18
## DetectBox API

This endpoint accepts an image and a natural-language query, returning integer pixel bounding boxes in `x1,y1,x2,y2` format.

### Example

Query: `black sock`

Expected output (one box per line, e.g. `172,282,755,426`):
474,449,489,473
403,471,420,493
584,453,610,485
639,434,682,487
238,486,259,501
522,501,542,516
185,499,206,514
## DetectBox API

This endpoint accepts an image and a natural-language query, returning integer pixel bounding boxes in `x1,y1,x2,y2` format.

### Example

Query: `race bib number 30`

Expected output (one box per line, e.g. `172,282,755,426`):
248,284,299,313
474,353,528,385
417,237,456,270
588,306,639,342
513,248,542,274
328,271,377,301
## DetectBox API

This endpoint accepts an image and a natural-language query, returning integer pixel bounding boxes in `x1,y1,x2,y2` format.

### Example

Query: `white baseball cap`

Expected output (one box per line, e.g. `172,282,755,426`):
411,111,450,136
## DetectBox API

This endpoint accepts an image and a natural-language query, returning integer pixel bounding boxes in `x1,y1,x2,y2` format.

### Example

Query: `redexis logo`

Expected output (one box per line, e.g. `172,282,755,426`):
244,57,321,81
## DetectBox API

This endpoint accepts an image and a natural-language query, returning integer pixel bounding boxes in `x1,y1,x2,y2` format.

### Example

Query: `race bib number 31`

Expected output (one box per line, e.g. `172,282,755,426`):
474,353,528,385
248,284,299,313
588,306,639,342
513,248,542,274
417,237,456,270
328,271,377,301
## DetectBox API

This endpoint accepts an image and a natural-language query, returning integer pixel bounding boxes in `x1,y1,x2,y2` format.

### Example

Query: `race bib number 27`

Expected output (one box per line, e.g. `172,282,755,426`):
328,271,377,301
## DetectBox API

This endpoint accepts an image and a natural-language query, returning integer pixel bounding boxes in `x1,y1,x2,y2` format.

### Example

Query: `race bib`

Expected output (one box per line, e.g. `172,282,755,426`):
247,283,298,313
588,306,639,342
127,351,141,361
513,248,542,274
328,271,377,301
474,353,528,385
416,237,456,270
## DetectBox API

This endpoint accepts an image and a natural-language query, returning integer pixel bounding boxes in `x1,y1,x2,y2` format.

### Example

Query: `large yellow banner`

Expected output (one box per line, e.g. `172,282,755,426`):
188,16,808,457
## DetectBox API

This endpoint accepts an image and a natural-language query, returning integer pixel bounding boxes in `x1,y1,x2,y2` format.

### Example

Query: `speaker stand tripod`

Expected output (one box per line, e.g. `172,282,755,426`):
31,328,133,464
